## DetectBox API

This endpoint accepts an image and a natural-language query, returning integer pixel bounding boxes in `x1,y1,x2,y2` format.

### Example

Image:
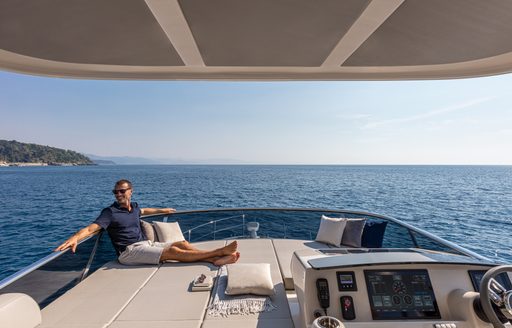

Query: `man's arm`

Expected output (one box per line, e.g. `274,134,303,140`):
140,208,176,216
54,223,102,253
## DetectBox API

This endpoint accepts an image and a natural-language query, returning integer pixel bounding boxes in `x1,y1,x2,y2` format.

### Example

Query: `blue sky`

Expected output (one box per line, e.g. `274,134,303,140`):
1,70,511,164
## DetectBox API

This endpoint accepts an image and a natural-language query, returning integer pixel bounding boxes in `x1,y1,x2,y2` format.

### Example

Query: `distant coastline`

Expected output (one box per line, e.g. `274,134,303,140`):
0,140,95,166
0,161,92,167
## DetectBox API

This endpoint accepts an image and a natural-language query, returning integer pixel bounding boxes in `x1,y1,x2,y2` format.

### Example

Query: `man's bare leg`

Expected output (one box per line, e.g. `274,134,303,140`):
160,241,237,262
170,241,241,265
171,240,199,251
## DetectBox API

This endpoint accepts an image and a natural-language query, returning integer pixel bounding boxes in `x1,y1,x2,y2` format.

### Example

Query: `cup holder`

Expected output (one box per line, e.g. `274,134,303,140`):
312,316,345,328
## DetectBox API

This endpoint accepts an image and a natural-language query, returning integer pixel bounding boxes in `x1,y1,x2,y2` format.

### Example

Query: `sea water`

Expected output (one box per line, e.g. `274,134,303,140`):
0,165,511,281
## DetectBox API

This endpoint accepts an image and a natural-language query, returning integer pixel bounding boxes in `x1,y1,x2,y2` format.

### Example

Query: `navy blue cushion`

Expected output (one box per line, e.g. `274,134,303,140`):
361,220,388,248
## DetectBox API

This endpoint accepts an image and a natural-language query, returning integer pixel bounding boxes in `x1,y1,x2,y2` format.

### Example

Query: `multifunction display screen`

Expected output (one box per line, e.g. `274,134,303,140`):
469,270,512,292
364,269,441,320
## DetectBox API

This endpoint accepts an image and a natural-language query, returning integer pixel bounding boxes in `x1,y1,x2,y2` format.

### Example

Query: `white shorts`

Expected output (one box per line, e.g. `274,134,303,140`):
118,240,169,265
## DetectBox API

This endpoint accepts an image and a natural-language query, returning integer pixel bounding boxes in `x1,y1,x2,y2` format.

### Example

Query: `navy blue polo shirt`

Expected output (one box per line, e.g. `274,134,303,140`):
93,202,144,254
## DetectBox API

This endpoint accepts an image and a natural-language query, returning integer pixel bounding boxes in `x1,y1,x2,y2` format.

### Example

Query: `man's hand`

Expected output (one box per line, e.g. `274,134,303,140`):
55,236,79,253
164,208,176,214
54,223,101,253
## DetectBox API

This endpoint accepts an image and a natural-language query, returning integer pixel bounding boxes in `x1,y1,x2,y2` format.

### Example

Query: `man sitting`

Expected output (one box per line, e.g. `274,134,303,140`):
56,179,240,266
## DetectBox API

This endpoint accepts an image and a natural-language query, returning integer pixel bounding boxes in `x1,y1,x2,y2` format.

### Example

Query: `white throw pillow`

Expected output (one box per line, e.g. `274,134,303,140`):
153,221,185,244
315,215,347,247
225,263,275,296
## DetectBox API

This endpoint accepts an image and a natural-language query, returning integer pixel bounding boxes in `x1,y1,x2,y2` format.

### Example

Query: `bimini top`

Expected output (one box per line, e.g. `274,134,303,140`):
2,0,512,80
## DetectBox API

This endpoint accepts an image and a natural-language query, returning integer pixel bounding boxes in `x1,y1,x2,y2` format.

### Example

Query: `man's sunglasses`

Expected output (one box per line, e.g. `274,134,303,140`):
112,188,131,195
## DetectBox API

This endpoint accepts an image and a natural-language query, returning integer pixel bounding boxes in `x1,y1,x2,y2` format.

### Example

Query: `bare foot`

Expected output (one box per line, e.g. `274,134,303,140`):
214,251,240,266
221,241,238,255
205,256,221,264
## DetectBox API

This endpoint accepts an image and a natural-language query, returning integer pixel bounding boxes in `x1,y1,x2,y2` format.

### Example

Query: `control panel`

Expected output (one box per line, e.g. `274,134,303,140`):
290,249,505,328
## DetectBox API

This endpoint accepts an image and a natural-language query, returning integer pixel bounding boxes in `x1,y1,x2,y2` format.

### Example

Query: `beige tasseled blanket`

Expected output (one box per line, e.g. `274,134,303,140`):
207,266,276,317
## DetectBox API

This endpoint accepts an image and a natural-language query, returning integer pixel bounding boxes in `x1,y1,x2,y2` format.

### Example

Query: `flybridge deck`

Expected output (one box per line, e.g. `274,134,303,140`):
0,209,489,304
1,208,504,328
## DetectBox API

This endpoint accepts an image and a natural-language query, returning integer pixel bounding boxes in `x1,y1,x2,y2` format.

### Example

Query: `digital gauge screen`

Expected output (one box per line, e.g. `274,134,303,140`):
337,271,357,291
469,270,512,292
364,269,441,320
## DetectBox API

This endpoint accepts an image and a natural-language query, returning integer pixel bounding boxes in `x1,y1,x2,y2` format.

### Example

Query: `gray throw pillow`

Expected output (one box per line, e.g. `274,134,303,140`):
341,219,367,247
140,220,157,242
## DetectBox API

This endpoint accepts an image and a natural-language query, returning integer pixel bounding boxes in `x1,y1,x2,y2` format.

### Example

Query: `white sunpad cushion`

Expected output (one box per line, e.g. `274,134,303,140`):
225,263,275,296
315,215,347,247
152,221,185,244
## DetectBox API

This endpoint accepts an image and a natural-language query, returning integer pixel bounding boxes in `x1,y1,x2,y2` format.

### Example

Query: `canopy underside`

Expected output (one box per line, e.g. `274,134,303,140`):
2,0,512,80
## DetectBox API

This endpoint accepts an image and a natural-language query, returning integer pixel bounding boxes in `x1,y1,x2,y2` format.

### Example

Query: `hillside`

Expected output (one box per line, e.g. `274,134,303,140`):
0,140,93,165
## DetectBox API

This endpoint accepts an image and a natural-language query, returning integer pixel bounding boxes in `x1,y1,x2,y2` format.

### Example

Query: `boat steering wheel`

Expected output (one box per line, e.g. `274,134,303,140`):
480,265,512,328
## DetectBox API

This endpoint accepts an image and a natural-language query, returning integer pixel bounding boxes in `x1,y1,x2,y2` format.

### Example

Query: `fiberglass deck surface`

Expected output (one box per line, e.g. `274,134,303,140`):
38,239,319,328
